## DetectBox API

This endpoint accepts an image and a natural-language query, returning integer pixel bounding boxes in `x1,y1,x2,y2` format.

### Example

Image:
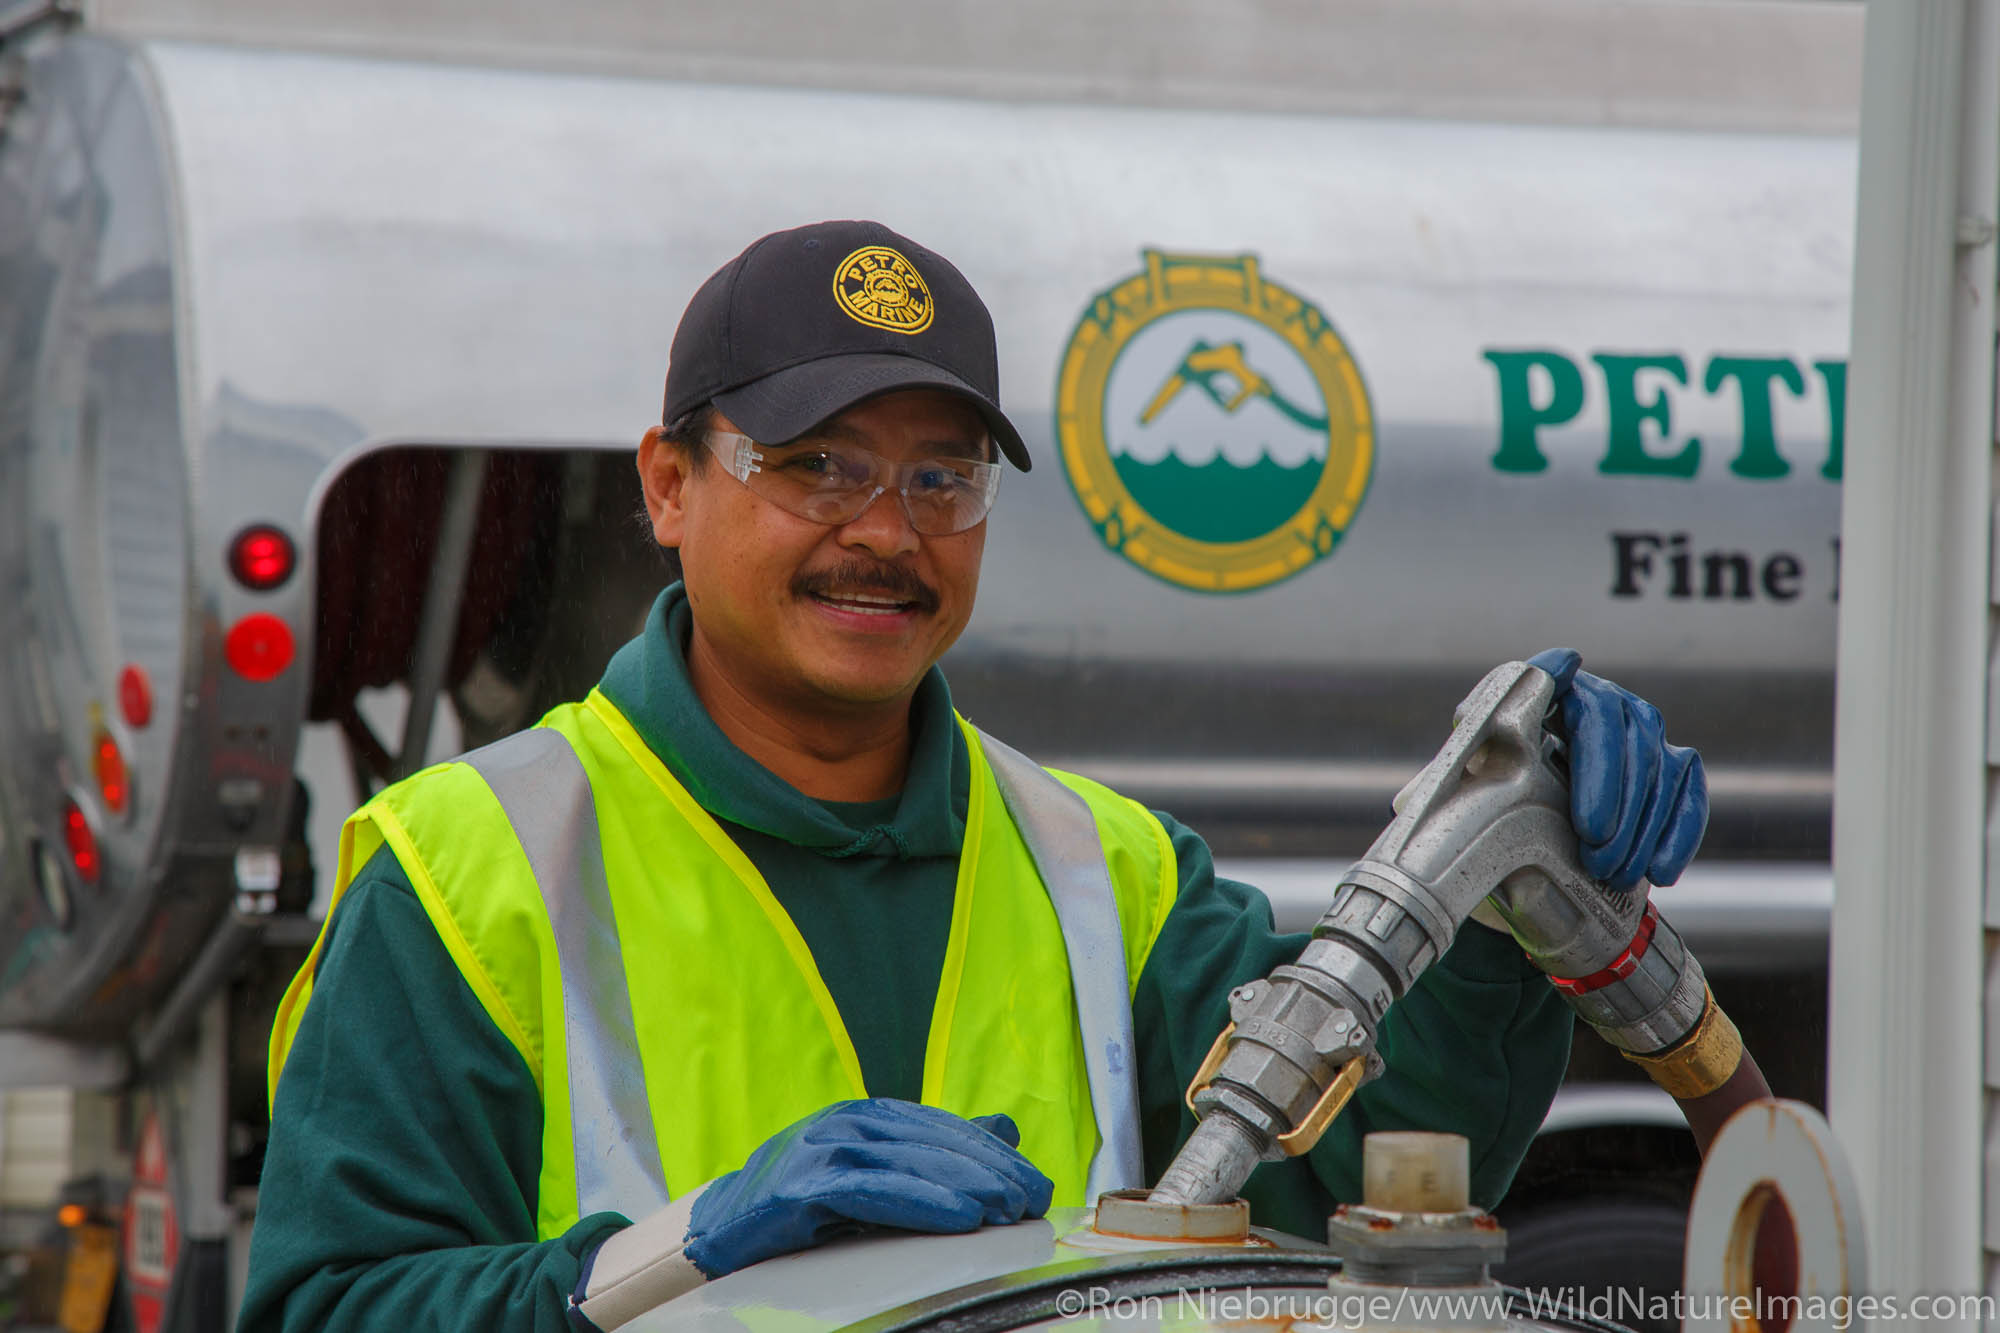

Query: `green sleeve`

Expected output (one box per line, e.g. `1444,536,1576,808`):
1129,814,1573,1241
236,847,629,1333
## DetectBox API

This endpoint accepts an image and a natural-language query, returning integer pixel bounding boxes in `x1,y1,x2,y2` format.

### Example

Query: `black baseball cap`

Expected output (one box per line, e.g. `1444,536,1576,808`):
661,220,1031,471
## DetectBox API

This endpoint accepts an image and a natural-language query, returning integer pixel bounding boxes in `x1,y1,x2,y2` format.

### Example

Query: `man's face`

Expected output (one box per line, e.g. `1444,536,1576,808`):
639,388,992,717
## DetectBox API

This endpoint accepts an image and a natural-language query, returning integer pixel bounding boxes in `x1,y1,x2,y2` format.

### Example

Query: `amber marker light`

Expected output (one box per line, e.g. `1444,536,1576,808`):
93,731,130,816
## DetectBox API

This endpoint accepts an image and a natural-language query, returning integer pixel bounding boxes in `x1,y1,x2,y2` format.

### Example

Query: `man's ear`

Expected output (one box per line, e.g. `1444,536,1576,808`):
637,426,691,548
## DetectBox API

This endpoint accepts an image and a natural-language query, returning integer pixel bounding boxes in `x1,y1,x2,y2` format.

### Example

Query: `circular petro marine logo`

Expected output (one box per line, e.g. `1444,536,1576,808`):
1055,250,1374,593
833,245,934,334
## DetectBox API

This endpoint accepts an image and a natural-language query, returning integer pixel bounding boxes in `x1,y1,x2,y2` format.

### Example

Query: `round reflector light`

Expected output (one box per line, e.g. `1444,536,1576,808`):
119,665,154,729
229,525,296,591
225,614,295,681
94,732,130,816
64,802,101,884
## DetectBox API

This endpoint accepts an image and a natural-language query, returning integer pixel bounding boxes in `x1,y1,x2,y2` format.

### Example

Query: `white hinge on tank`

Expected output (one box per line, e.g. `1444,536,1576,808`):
1987,204,2000,1302
1988,370,2000,1300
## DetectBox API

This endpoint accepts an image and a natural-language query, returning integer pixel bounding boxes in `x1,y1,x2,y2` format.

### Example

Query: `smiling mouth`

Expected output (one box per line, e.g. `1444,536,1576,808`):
795,561,940,617
810,590,923,617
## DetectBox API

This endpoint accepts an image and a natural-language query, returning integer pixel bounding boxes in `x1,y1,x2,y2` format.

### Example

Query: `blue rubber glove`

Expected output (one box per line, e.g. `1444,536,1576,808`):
682,1098,1054,1279
1525,648,1708,892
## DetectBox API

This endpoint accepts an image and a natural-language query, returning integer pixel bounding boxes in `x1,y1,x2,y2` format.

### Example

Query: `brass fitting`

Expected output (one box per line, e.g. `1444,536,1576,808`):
1621,988,1745,1099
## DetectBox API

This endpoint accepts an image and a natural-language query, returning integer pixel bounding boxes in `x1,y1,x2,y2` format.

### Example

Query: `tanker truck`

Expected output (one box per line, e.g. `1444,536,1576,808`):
0,0,1856,1327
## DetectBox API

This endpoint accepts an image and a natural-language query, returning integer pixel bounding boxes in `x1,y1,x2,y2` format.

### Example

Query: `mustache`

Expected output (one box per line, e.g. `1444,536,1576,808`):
793,560,940,613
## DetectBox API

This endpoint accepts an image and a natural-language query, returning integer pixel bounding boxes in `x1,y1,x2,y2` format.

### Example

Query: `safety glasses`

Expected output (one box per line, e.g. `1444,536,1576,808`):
705,430,1002,536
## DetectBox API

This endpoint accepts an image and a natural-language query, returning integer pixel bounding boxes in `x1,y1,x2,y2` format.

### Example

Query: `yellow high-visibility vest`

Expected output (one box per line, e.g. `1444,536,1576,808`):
270,689,1177,1238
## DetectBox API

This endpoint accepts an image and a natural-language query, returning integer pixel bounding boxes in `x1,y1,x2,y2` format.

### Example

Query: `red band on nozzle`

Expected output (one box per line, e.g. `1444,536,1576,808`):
1547,904,1661,996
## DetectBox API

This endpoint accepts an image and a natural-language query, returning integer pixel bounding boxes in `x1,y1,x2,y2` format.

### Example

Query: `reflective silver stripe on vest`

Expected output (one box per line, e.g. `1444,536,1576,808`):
461,729,671,1220
977,730,1146,1200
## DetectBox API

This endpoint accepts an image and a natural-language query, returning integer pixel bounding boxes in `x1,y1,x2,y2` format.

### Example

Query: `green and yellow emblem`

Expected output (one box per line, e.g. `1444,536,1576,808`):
1055,250,1374,592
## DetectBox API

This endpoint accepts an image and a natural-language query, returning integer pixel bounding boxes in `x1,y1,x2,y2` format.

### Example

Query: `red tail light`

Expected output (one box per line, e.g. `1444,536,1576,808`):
225,614,295,681
118,665,153,729
93,732,130,816
228,525,296,591
64,802,101,884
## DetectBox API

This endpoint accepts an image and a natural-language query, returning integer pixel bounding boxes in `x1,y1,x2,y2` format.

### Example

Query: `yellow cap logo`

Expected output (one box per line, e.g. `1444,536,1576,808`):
834,246,934,334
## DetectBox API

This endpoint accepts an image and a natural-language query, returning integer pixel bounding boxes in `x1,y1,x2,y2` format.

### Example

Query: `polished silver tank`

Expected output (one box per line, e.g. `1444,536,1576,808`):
0,5,1853,1037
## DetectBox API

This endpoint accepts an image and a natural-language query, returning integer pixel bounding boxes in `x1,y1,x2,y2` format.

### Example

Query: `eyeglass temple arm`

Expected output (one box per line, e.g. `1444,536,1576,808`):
710,431,762,482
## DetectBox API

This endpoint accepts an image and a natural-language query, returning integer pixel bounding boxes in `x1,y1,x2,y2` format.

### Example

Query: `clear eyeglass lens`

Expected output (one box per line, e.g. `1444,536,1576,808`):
708,432,998,535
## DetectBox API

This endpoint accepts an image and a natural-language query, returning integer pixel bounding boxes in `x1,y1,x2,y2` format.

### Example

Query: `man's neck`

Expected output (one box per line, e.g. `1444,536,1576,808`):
684,634,915,803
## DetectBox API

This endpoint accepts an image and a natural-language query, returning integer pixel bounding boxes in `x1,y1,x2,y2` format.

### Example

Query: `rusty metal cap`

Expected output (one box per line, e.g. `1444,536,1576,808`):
1092,1188,1252,1242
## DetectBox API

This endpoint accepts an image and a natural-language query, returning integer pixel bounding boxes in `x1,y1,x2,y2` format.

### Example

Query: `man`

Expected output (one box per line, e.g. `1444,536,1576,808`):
238,221,1705,1333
